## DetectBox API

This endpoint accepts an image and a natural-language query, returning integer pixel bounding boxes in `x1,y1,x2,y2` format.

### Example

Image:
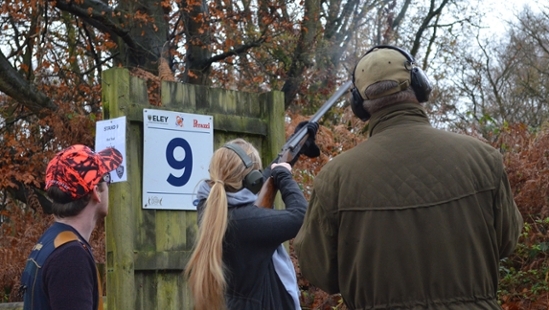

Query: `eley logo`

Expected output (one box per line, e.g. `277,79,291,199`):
147,114,169,123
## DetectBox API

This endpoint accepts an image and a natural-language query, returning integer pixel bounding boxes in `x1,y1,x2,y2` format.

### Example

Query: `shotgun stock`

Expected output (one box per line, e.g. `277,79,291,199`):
255,81,353,209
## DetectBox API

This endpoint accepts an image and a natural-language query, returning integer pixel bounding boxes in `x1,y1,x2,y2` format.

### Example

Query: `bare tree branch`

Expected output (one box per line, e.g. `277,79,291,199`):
0,50,58,114
410,0,450,57
206,38,266,66
51,0,137,50
7,181,53,214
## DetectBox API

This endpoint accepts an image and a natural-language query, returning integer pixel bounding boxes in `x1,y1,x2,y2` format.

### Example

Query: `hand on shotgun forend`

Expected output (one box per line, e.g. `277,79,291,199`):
271,162,292,173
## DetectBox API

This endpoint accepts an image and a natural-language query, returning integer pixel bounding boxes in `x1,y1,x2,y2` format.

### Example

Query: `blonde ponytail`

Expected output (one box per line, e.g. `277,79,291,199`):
185,139,262,310
185,181,228,310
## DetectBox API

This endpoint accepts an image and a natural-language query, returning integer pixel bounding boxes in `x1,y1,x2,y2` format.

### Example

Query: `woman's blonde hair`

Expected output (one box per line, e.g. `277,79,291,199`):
184,138,262,310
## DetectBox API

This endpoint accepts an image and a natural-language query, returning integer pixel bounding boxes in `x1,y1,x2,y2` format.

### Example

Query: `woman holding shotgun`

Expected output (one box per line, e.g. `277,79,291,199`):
185,130,318,310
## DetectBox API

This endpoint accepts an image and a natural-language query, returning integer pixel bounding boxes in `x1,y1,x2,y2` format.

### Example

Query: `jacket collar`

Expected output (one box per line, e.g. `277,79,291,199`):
368,103,431,137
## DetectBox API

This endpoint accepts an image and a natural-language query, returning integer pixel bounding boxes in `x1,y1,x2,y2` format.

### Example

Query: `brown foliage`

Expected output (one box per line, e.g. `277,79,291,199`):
0,203,52,302
491,124,549,310
0,86,100,303
497,124,549,217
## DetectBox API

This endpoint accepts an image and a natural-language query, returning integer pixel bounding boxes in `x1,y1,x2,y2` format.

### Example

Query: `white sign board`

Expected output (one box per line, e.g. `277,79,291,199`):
143,109,213,210
95,116,127,183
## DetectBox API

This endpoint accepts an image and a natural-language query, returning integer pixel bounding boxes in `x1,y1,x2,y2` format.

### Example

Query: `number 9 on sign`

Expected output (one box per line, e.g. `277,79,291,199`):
166,137,193,187
143,109,212,210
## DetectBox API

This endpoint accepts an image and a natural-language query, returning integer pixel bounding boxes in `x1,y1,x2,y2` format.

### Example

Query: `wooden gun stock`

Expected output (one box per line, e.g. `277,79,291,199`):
255,81,352,209
255,147,300,209
255,177,277,209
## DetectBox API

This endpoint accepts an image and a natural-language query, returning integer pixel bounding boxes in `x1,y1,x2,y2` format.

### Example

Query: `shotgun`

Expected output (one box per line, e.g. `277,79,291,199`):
255,80,353,209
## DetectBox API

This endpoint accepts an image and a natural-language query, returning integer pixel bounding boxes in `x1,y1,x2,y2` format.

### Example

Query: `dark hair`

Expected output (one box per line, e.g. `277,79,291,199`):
363,81,419,115
47,184,101,217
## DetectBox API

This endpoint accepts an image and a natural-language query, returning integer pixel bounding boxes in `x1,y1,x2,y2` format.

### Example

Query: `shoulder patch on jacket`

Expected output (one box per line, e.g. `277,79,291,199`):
53,231,80,248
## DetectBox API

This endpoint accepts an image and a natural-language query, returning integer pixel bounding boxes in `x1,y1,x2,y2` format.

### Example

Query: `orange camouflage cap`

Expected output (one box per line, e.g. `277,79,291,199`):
45,144,123,200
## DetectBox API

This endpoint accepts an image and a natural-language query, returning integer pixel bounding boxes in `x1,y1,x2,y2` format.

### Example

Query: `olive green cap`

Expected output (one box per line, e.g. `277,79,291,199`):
353,48,411,100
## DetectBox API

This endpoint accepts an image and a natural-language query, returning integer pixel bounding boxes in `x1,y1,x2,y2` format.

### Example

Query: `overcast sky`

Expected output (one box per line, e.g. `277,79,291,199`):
481,0,542,36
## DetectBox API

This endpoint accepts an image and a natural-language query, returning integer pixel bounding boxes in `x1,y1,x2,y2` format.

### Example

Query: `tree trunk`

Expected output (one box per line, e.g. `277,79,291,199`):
116,0,171,75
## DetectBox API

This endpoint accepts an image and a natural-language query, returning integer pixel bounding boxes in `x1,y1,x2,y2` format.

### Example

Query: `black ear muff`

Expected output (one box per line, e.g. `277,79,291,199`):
223,144,264,194
350,87,371,121
410,67,432,103
350,59,372,122
243,170,263,194
351,45,433,108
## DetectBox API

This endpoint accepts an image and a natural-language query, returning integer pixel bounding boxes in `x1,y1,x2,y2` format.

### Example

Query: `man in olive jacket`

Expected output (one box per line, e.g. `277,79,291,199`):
294,45,523,310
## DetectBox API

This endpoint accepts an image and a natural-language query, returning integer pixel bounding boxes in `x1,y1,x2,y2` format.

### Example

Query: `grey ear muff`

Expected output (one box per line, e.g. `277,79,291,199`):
350,45,433,121
223,143,264,194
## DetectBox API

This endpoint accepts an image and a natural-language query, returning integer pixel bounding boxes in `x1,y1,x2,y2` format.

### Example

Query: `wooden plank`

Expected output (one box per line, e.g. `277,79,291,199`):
156,272,185,309
135,271,156,310
259,91,286,210
161,80,262,117
155,211,186,250
134,251,190,270
123,105,269,136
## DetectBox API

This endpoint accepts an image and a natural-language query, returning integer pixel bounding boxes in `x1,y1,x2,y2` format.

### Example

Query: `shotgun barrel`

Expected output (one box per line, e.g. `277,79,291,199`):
255,81,353,209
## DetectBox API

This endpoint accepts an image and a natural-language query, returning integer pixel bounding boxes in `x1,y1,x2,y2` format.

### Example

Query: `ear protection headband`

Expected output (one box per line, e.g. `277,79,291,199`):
223,143,264,194
350,45,433,121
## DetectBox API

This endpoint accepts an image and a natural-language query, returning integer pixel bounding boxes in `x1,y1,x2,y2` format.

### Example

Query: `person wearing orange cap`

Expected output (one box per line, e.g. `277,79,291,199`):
20,144,123,310
294,45,523,309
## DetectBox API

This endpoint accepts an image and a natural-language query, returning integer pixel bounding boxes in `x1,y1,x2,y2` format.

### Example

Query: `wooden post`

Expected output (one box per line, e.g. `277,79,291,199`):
102,68,138,310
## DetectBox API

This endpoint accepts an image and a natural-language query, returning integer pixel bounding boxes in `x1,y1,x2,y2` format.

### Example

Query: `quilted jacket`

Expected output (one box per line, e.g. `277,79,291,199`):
294,103,523,310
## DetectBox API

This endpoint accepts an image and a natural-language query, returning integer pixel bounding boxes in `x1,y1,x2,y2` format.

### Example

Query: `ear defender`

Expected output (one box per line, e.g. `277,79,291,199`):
223,144,264,194
409,65,432,103
350,45,433,121
350,86,371,121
